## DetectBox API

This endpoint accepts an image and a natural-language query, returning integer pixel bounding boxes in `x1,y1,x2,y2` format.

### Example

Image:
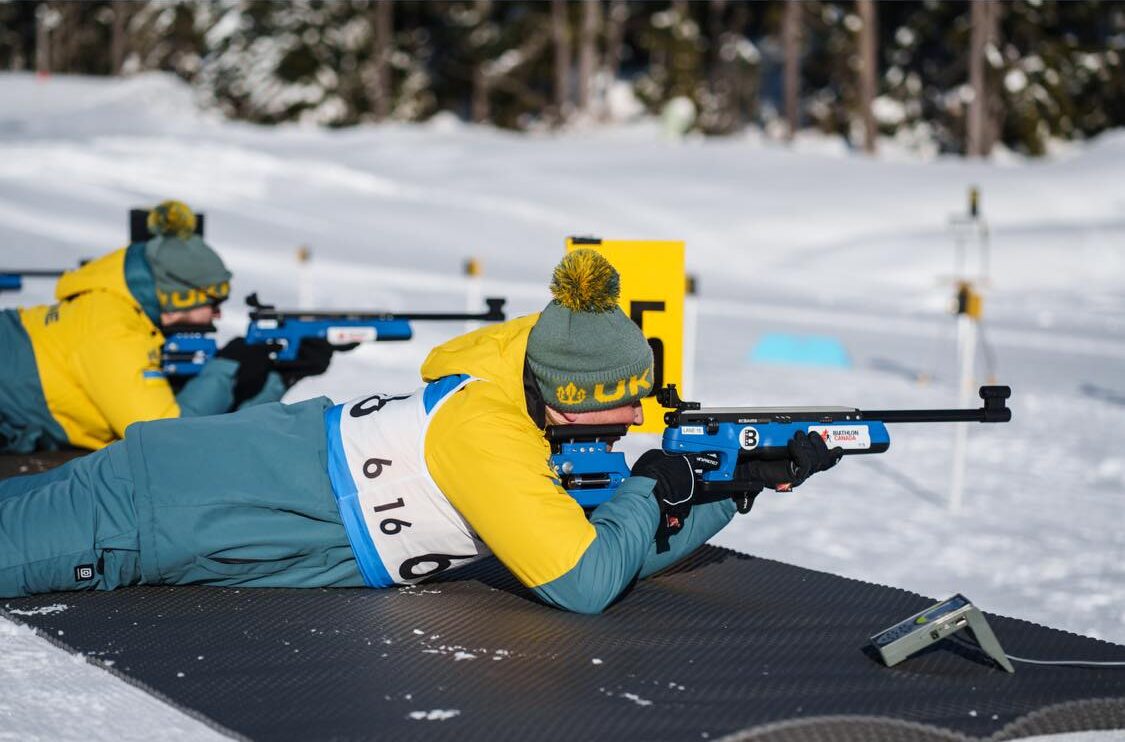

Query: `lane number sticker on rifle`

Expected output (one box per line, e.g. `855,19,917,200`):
808,425,871,450
739,426,759,450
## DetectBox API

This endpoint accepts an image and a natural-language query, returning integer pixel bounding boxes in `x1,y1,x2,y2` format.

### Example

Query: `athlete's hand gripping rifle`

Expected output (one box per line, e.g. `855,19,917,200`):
549,385,1012,508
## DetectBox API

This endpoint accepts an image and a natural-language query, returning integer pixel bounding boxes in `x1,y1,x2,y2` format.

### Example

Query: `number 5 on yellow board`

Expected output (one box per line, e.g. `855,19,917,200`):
566,237,685,434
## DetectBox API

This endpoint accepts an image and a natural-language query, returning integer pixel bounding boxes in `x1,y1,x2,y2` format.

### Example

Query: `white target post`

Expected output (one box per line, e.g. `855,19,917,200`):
682,274,699,400
296,245,313,309
950,282,982,512
946,186,990,513
464,257,482,334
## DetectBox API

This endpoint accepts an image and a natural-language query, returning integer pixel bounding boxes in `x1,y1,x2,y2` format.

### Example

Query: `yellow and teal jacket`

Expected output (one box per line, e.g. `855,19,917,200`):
0,244,249,453
420,315,737,613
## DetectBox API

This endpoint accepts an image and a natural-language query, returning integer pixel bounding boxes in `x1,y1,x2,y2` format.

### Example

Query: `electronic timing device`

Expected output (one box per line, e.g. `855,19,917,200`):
870,594,1014,673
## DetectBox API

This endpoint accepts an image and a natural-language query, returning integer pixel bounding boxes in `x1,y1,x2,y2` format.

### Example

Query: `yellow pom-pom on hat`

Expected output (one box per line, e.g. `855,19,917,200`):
527,248,653,412
143,199,231,312
549,248,621,313
147,199,197,239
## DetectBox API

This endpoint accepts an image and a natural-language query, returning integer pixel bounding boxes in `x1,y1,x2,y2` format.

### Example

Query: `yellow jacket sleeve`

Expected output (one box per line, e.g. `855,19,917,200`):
425,382,596,589
69,295,180,440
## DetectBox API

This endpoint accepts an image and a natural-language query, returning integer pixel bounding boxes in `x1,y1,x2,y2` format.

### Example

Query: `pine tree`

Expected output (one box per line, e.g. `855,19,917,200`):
124,1,206,80
875,1,966,154
0,0,1119,152
0,1,37,71
631,2,702,115
196,2,386,125
698,0,762,135
996,0,1125,155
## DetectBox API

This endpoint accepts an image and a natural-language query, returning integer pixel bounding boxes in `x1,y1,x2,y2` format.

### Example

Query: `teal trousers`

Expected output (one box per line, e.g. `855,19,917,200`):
0,398,363,598
0,442,141,595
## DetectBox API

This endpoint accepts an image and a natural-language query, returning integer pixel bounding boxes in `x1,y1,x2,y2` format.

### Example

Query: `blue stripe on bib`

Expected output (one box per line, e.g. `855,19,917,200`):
324,404,395,588
423,374,469,414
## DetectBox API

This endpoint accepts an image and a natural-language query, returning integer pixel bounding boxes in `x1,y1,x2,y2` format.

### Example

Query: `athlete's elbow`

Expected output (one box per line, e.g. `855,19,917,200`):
564,593,615,615
534,583,619,615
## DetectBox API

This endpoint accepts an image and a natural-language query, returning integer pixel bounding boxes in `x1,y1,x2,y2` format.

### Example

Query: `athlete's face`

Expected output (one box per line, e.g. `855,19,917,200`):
160,302,221,328
546,400,644,427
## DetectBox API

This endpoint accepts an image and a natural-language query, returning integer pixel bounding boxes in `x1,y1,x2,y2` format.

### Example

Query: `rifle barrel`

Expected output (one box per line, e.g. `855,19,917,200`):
1,269,67,277
250,297,506,323
862,408,1009,423
866,385,1011,423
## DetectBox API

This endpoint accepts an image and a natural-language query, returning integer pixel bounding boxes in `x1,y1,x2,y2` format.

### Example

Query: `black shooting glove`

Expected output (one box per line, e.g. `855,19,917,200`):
279,337,355,387
216,337,273,407
631,450,720,552
739,430,843,493
731,479,765,515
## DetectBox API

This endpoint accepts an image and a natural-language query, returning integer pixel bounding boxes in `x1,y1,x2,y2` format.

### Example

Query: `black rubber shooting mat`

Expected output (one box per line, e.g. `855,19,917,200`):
0,449,89,477
4,547,1125,741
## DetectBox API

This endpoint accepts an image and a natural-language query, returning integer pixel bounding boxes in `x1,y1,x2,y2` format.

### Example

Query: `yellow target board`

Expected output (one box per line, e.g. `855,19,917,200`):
566,237,685,433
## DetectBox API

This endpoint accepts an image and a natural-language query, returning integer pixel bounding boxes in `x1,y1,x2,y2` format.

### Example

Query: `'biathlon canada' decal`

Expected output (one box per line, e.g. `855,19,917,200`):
808,425,871,450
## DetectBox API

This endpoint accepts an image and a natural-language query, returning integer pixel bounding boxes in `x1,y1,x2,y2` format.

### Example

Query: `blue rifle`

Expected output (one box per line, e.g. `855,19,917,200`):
160,324,220,377
163,293,508,377
3,271,506,378
549,384,1012,508
0,269,67,293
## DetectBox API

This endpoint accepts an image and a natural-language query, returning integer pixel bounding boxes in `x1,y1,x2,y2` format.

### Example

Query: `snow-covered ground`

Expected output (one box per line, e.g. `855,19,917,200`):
1,72,1123,739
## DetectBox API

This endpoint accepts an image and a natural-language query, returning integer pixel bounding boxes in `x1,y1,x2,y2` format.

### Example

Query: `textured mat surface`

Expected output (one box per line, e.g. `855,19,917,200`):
0,449,89,478
4,547,1124,741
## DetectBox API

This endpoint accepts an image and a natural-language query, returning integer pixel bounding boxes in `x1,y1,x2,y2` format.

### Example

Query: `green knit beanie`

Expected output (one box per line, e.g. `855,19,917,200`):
526,250,654,412
142,200,232,312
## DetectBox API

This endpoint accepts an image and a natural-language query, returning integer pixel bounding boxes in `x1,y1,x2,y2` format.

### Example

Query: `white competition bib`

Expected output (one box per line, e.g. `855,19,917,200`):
326,377,489,587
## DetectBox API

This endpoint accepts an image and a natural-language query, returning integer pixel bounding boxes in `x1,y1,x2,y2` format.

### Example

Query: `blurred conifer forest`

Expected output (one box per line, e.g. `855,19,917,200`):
1,1,1122,156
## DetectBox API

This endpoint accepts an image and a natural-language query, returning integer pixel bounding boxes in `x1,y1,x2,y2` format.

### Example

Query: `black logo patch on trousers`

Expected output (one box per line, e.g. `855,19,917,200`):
74,564,95,582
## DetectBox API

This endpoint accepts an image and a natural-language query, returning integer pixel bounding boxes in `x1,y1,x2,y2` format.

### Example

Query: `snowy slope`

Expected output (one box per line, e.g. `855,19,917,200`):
1,72,1123,739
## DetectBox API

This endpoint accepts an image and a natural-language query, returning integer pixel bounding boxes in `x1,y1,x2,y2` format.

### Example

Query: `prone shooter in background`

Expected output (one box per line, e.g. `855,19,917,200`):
0,200,337,454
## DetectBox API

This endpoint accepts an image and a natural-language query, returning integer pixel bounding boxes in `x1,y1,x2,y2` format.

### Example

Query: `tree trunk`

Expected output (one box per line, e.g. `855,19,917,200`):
604,0,626,81
969,0,1002,157
982,2,1003,155
370,0,394,120
551,0,571,124
857,0,877,154
59,2,81,73
577,0,600,114
707,0,729,133
729,1,753,125
472,65,490,124
35,3,51,76
469,0,492,124
783,0,801,140
708,0,726,56
111,1,128,75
